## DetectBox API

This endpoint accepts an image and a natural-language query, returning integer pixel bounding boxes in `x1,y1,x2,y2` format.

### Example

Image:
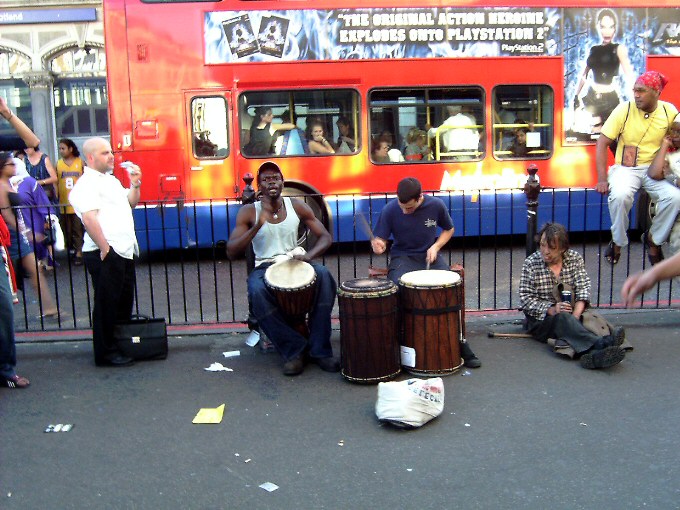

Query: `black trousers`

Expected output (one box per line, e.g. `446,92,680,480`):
525,312,604,354
84,249,136,364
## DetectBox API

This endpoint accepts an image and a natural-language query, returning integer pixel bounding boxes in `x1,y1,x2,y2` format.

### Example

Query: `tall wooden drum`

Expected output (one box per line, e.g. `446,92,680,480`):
264,259,317,336
338,278,400,383
399,270,463,376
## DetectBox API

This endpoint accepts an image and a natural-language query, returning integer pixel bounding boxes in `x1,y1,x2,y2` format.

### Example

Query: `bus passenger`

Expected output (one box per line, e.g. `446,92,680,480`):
371,138,391,163
307,121,335,155
375,131,405,162
335,116,356,153
596,71,680,266
370,177,481,368
507,120,543,157
427,105,480,158
573,9,634,134
243,106,296,156
404,128,430,161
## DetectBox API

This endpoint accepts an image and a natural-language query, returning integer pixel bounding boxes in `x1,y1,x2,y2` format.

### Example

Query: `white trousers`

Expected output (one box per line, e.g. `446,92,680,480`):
607,164,680,247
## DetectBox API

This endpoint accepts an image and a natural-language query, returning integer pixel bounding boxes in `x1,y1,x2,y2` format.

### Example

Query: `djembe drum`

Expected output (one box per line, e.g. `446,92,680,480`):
264,259,317,336
399,269,463,376
338,278,400,383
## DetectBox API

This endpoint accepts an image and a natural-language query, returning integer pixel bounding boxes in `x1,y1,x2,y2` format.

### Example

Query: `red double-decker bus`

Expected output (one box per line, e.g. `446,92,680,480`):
103,0,680,250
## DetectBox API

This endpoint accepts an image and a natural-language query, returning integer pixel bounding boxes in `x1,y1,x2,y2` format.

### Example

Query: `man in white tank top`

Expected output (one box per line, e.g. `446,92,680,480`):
227,162,338,376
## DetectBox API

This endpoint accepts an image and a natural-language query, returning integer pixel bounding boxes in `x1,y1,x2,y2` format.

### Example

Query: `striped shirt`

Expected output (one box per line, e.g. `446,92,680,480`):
519,249,590,321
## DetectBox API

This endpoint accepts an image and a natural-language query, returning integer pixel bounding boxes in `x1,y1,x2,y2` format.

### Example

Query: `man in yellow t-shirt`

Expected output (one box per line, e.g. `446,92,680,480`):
56,139,84,264
595,71,680,266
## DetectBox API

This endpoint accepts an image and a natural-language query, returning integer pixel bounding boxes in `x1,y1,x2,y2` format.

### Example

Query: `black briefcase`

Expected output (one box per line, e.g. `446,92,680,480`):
114,315,168,360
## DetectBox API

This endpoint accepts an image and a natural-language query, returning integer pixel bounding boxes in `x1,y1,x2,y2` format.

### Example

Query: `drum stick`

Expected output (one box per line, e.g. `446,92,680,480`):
356,211,374,240
487,331,533,339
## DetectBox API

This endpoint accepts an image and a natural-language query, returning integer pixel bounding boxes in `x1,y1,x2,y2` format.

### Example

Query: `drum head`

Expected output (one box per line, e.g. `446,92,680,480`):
264,259,315,289
340,278,396,294
399,269,460,288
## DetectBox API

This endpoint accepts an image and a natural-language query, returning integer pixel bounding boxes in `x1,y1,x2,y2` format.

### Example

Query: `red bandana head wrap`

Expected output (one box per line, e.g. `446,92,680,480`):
635,71,669,93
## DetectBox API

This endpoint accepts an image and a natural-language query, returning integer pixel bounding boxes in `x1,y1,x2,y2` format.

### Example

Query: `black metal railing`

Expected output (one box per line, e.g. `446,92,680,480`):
9,187,680,337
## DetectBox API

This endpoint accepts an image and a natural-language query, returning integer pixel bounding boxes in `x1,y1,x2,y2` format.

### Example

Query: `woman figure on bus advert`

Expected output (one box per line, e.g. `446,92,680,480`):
243,106,296,156
335,116,356,154
307,121,335,155
573,9,635,134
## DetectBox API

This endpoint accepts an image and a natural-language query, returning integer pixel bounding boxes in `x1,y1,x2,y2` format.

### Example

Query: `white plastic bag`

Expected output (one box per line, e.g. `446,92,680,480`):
48,214,65,252
375,377,445,429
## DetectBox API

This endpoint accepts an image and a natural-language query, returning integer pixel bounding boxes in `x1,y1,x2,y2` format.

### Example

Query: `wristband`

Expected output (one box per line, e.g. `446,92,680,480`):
3,111,13,121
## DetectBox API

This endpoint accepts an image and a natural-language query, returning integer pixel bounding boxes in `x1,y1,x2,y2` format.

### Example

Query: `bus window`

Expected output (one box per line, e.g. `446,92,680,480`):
369,87,484,163
239,89,360,157
493,85,554,160
191,96,228,159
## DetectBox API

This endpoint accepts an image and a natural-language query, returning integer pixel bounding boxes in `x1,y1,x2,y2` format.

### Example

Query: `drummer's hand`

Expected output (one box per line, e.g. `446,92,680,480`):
425,246,439,264
292,253,310,262
371,237,386,254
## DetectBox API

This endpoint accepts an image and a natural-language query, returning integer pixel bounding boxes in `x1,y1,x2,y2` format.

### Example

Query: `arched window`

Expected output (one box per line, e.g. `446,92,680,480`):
0,51,33,137
51,48,109,143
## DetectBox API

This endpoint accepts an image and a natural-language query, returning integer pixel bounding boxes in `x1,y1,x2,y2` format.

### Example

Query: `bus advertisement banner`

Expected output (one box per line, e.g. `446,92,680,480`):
563,7,680,144
205,8,561,64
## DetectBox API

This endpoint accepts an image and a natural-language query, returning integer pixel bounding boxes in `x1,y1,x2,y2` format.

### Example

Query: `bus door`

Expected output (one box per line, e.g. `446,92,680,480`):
183,92,234,248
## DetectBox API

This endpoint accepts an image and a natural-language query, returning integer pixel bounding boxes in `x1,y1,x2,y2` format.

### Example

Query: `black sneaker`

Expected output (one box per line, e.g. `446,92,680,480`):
580,346,625,369
311,357,341,373
609,327,625,347
460,341,481,368
283,356,305,376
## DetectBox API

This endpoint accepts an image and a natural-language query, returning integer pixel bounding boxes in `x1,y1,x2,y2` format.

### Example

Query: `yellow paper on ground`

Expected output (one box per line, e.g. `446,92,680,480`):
192,404,225,424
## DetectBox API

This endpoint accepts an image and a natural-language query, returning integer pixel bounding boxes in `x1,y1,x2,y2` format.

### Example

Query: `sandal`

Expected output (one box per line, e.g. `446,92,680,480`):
642,231,665,266
603,241,620,265
2,374,30,388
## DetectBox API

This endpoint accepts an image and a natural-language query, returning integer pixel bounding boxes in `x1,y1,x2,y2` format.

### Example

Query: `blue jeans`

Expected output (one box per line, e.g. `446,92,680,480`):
248,261,336,361
0,249,17,379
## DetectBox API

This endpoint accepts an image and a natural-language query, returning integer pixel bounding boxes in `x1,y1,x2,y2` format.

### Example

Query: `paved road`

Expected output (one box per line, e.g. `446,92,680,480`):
4,308,680,509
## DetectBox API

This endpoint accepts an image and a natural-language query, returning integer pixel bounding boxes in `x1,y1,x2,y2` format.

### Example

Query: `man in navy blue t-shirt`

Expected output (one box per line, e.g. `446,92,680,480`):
371,177,481,368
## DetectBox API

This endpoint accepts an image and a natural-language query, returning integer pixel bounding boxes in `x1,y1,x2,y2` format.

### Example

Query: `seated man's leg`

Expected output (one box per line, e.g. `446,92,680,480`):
306,263,337,360
643,175,680,246
527,313,617,354
248,266,308,362
607,166,643,247
387,255,428,285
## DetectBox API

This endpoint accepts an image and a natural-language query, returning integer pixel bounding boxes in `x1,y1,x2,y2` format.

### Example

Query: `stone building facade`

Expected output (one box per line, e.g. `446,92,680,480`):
0,0,107,158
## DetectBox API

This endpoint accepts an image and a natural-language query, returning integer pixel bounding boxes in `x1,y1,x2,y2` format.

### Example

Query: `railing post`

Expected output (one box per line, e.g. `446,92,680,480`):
241,172,256,205
524,164,540,256
240,173,259,332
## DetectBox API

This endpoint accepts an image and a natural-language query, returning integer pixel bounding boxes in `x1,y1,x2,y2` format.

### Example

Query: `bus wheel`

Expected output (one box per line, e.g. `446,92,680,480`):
282,186,331,250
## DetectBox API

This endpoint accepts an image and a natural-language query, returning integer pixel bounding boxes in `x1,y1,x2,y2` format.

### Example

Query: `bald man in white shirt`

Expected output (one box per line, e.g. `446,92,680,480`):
69,137,142,366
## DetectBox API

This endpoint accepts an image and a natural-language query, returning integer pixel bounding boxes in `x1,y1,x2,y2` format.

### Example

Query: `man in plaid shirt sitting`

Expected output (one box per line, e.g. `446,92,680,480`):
520,223,626,369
